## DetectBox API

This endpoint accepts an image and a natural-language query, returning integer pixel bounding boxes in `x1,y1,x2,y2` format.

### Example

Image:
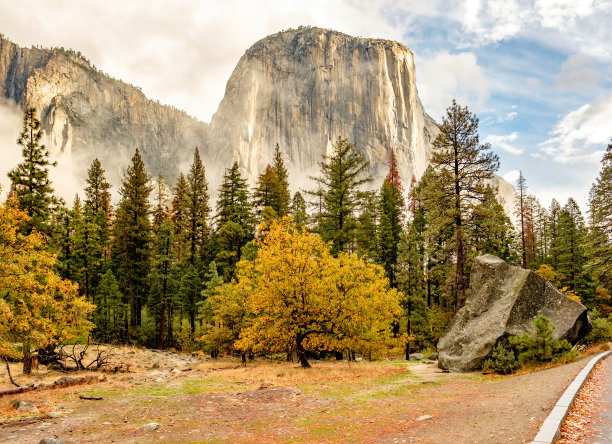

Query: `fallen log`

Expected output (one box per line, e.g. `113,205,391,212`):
0,374,107,398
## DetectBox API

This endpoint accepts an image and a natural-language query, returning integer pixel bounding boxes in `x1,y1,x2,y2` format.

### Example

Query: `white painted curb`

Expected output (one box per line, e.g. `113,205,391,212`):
531,350,612,444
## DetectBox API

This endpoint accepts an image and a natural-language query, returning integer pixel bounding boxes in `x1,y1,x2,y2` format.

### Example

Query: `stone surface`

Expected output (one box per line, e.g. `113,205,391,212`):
12,399,39,413
409,353,424,361
141,422,160,431
438,255,591,372
0,36,209,186
39,438,65,444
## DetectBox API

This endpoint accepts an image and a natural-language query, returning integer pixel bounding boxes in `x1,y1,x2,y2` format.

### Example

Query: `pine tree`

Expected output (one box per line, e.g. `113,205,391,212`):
112,148,153,332
148,219,176,348
272,143,291,217
471,185,516,261
8,107,58,236
254,165,280,215
587,141,612,292
291,191,308,228
429,100,499,309
214,161,254,279
95,270,126,341
377,149,405,287
556,198,587,292
186,147,210,265
355,190,378,258
55,195,81,280
84,158,112,218
216,161,253,231
515,171,530,268
179,265,202,333
152,173,170,234
171,172,190,263
308,137,372,255
549,199,562,267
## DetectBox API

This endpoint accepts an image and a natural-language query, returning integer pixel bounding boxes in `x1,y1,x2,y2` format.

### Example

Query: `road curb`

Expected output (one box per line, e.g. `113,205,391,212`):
531,350,612,444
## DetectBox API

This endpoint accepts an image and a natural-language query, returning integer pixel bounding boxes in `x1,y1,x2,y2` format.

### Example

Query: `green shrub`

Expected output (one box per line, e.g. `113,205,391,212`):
583,317,612,345
483,315,578,374
510,315,577,365
482,342,518,374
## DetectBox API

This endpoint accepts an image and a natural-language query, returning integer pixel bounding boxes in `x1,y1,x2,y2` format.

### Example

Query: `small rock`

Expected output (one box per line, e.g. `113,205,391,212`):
46,412,64,418
170,368,181,374
409,353,424,361
355,357,363,362
39,439,65,444
141,422,160,431
422,359,435,364
12,399,39,413
428,353,438,360
415,415,432,422
151,362,160,369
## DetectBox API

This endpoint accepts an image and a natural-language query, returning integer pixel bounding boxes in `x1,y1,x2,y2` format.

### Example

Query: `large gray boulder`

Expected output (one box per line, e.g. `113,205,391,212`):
438,255,591,372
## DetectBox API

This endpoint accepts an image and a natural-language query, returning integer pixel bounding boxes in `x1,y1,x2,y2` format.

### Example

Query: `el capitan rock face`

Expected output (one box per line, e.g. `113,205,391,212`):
437,255,591,372
210,27,438,187
0,28,516,210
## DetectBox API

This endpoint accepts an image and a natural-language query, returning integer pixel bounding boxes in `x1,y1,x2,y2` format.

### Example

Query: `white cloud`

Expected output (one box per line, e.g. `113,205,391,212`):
556,53,602,90
416,51,489,119
498,111,518,122
540,93,612,163
484,132,523,155
0,0,404,123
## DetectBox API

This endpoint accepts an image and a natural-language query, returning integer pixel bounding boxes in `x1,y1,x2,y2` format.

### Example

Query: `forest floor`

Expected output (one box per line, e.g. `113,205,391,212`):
0,347,599,443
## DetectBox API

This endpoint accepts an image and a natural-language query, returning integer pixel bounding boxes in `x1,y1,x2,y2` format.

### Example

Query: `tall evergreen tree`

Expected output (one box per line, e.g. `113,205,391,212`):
253,165,280,216
515,171,530,268
272,143,291,216
355,190,378,258
587,141,612,292
8,107,57,236
112,148,153,332
152,173,170,234
556,198,587,292
171,172,190,263
377,149,405,287
148,219,176,348
214,161,254,278
291,191,308,228
471,185,516,261
308,137,371,255
84,158,112,217
186,147,210,265
429,100,499,309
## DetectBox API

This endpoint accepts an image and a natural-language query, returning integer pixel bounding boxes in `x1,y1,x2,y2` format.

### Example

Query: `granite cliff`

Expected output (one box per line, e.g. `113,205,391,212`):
0,28,515,212
210,27,438,188
0,35,210,185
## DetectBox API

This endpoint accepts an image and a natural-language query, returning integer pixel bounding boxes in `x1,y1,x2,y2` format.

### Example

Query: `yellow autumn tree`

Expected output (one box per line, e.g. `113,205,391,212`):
0,194,94,374
229,219,401,367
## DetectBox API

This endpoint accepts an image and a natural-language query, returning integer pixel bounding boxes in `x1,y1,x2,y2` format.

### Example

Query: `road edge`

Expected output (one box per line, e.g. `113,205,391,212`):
531,350,612,444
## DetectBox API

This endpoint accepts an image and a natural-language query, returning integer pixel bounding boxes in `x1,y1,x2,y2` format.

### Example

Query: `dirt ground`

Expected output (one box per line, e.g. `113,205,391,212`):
0,347,597,443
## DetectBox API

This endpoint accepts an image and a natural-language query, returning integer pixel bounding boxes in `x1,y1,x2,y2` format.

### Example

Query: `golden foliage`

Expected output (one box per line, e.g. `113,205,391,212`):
0,196,94,359
210,219,401,364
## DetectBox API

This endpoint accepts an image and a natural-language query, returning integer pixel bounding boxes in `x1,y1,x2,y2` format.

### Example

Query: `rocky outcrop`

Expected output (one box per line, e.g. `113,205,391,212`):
437,255,591,372
0,36,210,185
210,26,438,187
1,29,516,208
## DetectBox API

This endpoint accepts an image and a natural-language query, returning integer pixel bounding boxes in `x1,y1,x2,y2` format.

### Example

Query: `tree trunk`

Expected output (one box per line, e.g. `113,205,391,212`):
159,304,165,350
241,353,246,364
296,337,311,368
22,344,32,375
335,351,343,361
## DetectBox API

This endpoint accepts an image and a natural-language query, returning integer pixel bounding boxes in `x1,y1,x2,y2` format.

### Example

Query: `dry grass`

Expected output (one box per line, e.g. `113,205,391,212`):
196,359,410,386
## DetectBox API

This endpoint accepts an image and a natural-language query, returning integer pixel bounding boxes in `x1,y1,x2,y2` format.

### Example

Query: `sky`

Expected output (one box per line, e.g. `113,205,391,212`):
0,0,611,212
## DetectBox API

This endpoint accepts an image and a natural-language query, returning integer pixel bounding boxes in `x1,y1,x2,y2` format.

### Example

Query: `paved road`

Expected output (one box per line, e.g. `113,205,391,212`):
587,358,612,444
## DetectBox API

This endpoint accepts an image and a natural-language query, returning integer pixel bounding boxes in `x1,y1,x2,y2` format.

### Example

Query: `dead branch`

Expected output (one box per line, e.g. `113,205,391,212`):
0,374,107,398
4,358,20,387
79,394,103,400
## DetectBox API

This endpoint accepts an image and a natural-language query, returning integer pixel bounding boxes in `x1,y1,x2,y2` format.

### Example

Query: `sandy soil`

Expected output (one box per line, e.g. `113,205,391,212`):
0,348,597,443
